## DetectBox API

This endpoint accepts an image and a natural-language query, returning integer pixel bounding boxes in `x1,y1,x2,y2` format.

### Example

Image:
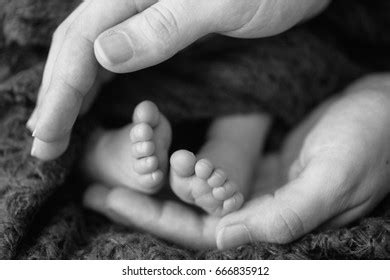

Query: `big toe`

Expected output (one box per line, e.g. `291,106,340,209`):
170,150,197,177
133,100,160,127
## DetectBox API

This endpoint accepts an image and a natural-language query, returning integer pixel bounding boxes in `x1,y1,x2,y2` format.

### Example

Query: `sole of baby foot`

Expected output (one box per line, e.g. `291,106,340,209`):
170,150,244,216
84,100,171,194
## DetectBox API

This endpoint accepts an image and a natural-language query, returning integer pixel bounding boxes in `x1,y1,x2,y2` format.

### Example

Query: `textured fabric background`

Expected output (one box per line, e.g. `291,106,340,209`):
0,0,389,259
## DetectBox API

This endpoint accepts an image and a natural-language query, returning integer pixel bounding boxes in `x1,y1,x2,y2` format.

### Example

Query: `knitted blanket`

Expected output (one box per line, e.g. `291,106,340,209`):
0,0,389,259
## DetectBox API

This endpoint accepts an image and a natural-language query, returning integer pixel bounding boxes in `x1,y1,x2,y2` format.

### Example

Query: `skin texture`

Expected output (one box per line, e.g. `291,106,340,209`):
82,101,172,194
169,114,270,216
27,0,330,160
84,74,390,249
25,0,390,252
83,101,270,218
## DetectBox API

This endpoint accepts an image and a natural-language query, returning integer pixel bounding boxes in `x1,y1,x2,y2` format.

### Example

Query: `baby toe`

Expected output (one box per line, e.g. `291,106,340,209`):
170,150,196,177
194,194,222,211
212,181,237,201
207,169,227,188
131,141,155,158
133,156,159,174
195,159,214,180
222,192,244,216
130,123,153,143
133,101,160,127
138,170,164,193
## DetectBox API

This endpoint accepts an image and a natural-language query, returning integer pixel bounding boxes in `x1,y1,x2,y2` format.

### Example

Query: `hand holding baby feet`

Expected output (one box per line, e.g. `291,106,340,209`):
83,101,171,194
217,74,390,249
83,112,270,249
83,75,390,250
170,114,271,216
170,150,245,216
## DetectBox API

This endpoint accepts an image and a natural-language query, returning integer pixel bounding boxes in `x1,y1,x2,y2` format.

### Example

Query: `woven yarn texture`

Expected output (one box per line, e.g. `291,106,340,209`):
0,0,389,259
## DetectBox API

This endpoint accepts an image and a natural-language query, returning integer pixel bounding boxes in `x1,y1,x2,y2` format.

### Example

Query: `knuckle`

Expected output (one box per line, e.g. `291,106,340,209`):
143,5,179,57
106,189,121,212
268,207,305,244
52,23,68,41
65,24,80,40
66,21,94,47
55,71,87,102
316,160,356,205
218,0,271,34
134,0,156,13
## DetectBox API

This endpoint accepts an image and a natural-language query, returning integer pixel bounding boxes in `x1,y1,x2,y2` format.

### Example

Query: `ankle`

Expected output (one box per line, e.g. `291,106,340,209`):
81,128,108,180
208,136,261,161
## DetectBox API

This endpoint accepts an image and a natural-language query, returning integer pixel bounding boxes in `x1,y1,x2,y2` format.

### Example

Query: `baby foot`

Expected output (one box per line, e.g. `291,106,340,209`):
83,101,171,193
170,150,244,216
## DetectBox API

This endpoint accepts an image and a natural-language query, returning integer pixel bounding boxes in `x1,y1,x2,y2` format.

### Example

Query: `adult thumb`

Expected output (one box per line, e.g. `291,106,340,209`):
94,0,214,73
216,159,350,250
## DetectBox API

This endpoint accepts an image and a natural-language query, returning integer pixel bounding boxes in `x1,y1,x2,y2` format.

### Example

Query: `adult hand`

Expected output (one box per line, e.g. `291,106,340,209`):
82,127,301,249
28,0,330,160
83,77,390,249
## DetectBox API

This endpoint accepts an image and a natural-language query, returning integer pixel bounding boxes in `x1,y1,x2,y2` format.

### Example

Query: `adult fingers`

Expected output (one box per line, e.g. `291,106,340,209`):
80,69,114,114
28,3,90,160
30,135,71,161
94,0,330,74
26,1,90,132
30,67,114,160
84,184,218,249
94,0,218,73
222,0,331,38
320,203,369,230
321,194,383,230
216,157,353,250
32,0,151,147
83,184,133,225
30,79,100,161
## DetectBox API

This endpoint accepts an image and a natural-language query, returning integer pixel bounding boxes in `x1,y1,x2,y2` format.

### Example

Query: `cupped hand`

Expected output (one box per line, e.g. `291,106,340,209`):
83,74,390,250
28,0,330,160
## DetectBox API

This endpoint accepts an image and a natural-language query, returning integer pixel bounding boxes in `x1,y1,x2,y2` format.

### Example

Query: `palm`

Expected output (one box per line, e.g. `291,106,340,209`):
84,106,322,249
85,90,390,249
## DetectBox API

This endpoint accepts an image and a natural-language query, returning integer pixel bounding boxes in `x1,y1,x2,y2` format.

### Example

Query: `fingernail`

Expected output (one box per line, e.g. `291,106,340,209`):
96,31,134,65
30,138,37,157
26,118,33,131
217,224,253,250
26,110,37,131
32,129,37,137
